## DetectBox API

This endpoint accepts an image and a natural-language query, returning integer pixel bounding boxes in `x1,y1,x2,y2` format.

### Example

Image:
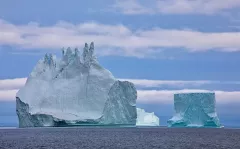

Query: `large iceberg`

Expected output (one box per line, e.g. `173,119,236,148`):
16,42,137,128
136,108,159,126
167,93,222,128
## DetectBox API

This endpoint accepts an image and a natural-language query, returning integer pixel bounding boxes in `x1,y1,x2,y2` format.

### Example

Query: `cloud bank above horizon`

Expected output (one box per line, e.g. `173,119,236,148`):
1,19,240,59
0,78,239,104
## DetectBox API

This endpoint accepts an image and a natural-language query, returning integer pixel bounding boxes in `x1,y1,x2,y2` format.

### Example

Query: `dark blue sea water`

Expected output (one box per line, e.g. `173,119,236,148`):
0,127,240,149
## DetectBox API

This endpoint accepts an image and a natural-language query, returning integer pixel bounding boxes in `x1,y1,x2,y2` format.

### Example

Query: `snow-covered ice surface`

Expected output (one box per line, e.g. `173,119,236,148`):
16,42,137,128
167,93,222,128
136,108,159,126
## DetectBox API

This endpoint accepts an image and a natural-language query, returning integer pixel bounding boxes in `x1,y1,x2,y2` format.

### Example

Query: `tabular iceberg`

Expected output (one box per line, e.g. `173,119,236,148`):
136,108,159,126
16,42,137,128
167,93,222,128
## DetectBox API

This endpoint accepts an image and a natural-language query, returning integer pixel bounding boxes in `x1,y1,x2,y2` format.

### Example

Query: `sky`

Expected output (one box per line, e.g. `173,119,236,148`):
0,0,240,127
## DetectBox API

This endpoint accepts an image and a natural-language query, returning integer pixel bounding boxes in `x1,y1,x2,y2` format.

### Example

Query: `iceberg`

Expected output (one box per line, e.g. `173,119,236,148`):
16,42,137,128
136,108,159,126
167,93,222,128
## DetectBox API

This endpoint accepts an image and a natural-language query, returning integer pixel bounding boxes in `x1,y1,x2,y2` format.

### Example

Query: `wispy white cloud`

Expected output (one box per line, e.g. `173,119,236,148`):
0,78,239,104
2,78,240,91
1,19,240,58
113,0,240,15
1,88,239,104
0,89,18,101
120,79,212,88
0,78,27,90
112,0,154,15
157,0,240,15
138,89,240,104
120,79,240,88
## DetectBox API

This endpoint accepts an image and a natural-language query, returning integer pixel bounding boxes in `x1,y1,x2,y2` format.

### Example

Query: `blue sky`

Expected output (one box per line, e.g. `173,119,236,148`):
0,0,240,127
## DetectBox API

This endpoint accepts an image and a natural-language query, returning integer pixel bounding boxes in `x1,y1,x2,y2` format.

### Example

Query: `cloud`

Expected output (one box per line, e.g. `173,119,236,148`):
138,89,240,104
112,0,154,15
1,19,240,58
2,77,240,91
1,87,239,104
0,78,239,104
0,89,18,101
0,78,27,90
120,79,213,88
120,79,240,88
157,0,240,15
113,0,240,15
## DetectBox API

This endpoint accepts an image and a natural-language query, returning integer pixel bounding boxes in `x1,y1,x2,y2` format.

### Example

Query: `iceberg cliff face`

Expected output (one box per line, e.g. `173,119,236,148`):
167,93,222,128
16,42,137,127
136,108,159,126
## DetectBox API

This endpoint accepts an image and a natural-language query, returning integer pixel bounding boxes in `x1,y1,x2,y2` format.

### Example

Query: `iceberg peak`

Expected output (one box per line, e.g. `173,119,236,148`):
43,53,55,68
89,42,94,55
74,48,79,57
82,42,95,66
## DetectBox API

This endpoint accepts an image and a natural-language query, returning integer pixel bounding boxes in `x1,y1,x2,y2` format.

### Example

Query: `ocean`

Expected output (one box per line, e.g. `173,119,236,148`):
0,127,239,149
